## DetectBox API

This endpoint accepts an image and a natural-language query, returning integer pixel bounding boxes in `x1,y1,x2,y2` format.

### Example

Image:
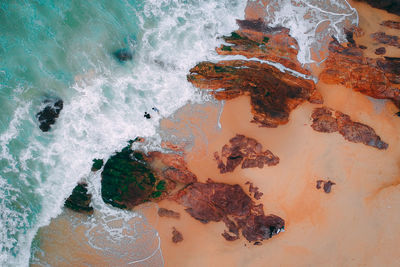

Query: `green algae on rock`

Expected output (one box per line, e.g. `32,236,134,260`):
64,182,93,213
101,144,166,209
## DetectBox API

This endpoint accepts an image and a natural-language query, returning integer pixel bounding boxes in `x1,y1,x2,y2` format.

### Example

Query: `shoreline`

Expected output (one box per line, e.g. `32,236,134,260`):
31,1,400,266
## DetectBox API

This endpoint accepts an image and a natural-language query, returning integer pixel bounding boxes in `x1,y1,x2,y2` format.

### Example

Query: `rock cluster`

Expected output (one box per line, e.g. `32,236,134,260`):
316,180,336,193
311,107,388,150
320,37,400,108
214,134,279,173
381,20,400,30
371,32,400,48
36,99,63,132
174,179,284,243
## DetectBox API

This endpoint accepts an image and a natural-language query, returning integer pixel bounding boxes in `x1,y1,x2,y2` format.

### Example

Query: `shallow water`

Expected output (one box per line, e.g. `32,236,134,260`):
0,0,246,265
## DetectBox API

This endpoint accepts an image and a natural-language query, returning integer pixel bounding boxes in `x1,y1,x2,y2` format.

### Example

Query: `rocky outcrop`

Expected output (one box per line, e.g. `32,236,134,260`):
172,227,183,243
375,47,386,55
36,99,63,132
320,38,400,108
311,107,388,150
354,0,400,16
214,134,279,173
316,180,336,193
187,20,320,128
381,20,400,30
91,159,103,172
371,32,400,48
64,182,93,213
158,208,180,219
174,179,284,243
101,142,197,209
245,181,263,200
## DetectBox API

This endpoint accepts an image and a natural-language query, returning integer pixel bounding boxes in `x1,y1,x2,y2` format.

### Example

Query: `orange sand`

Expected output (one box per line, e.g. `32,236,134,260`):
33,2,400,266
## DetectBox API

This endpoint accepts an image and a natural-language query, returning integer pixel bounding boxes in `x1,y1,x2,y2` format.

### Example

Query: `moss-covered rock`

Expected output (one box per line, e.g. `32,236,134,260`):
101,143,166,209
64,182,93,213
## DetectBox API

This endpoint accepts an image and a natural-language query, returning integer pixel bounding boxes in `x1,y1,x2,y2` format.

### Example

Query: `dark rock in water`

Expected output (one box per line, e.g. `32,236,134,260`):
172,227,183,243
354,0,400,16
396,111,400,117
158,208,180,219
36,99,63,132
64,182,93,213
359,45,367,50
113,48,133,62
371,32,400,48
100,143,166,209
381,20,400,30
375,47,386,55
91,159,104,172
315,179,336,194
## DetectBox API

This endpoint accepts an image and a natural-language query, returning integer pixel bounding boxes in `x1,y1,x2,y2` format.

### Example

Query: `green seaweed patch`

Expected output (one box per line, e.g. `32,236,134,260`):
221,45,233,52
91,159,104,172
263,36,270,43
101,142,167,209
230,32,244,40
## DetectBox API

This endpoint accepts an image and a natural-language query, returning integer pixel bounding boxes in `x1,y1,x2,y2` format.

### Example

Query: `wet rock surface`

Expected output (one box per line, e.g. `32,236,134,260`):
354,0,400,16
245,181,263,200
371,32,400,48
36,99,63,132
188,25,319,128
64,182,93,213
320,37,400,108
316,180,336,193
214,135,279,173
172,227,183,243
174,179,284,243
381,20,400,30
375,47,386,55
311,107,388,150
158,208,180,219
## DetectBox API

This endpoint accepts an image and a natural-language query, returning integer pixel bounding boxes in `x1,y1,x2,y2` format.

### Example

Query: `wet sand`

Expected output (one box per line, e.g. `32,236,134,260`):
33,2,400,266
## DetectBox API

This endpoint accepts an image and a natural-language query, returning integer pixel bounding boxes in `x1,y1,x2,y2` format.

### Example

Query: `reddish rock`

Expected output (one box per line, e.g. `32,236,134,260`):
174,179,284,243
375,47,386,55
245,181,263,200
172,227,183,243
311,107,388,150
320,37,400,108
214,135,279,173
316,180,336,193
158,208,180,219
381,20,400,30
371,32,400,48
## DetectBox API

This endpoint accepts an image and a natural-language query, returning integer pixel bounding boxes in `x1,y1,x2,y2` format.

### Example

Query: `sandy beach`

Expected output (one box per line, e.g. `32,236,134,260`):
32,1,400,266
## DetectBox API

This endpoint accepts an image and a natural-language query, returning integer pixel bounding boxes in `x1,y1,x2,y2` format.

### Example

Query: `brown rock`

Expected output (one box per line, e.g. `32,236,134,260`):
174,179,284,242
172,227,183,243
381,20,400,30
371,32,400,48
245,181,263,200
158,208,180,219
375,47,386,55
214,135,279,173
320,37,400,108
316,179,336,193
353,0,400,16
311,107,388,150
316,180,324,190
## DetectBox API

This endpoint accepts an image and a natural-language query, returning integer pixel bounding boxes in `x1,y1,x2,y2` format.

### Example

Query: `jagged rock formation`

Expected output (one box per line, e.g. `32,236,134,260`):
354,0,400,16
381,20,400,30
158,208,180,219
174,179,284,243
214,134,279,173
91,159,103,172
311,107,388,150
188,20,320,128
320,38,400,108
36,99,63,132
245,181,263,200
371,32,400,48
64,182,93,213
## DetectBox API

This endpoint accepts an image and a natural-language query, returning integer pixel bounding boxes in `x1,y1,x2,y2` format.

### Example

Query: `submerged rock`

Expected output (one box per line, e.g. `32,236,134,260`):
214,134,279,173
64,182,93,213
381,20,400,30
311,107,388,150
375,47,386,55
174,179,284,243
158,208,180,219
320,37,400,108
36,99,63,132
371,32,400,48
113,48,133,62
316,180,336,193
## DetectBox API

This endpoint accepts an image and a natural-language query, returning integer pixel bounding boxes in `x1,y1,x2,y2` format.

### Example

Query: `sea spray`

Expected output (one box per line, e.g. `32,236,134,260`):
0,0,246,265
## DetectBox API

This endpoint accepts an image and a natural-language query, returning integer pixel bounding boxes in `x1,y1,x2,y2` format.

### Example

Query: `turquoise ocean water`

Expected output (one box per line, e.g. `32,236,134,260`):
0,0,246,265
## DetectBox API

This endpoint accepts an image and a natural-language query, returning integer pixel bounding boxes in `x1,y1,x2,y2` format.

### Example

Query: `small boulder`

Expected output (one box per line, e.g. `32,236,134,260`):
65,182,93,213
36,99,63,132
113,48,133,62
172,227,183,243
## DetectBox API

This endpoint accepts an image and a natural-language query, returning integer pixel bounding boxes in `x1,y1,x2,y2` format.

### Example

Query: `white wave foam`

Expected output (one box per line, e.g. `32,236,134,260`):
250,0,358,64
